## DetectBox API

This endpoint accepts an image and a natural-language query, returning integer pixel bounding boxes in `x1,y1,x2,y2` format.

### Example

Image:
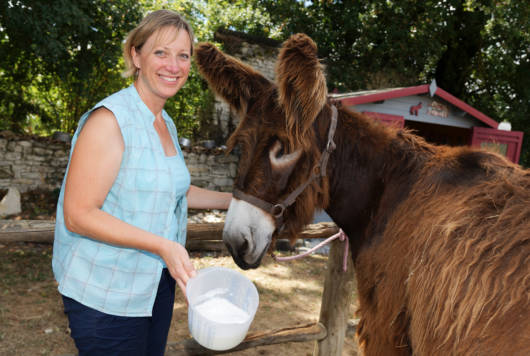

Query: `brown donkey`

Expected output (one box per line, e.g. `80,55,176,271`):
194,34,530,355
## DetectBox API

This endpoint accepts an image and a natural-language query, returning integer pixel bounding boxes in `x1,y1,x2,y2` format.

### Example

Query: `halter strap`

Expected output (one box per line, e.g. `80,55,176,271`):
233,105,339,228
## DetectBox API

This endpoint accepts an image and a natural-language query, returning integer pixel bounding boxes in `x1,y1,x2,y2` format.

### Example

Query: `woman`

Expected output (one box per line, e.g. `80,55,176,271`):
52,10,231,355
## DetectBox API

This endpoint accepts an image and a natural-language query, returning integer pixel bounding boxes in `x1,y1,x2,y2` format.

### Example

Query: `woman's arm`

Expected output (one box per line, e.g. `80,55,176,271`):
186,185,232,210
62,107,195,295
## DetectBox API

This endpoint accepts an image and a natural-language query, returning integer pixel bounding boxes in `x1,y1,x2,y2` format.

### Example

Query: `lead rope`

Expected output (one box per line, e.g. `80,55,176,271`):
272,229,349,272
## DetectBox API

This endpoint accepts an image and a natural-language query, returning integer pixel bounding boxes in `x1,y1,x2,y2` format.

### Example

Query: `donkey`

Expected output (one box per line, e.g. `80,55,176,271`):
194,34,530,355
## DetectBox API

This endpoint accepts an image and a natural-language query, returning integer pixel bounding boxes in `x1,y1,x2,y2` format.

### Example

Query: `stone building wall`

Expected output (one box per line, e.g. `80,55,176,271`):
0,133,238,193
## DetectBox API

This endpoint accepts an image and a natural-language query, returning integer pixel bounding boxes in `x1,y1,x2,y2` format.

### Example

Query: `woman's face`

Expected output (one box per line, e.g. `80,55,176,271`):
132,26,191,107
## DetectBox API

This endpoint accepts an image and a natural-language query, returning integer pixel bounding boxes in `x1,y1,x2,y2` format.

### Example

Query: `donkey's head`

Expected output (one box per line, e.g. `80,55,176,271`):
195,34,331,269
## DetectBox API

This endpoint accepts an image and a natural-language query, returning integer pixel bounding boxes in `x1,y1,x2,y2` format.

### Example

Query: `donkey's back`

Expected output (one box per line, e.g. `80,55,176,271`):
353,142,530,355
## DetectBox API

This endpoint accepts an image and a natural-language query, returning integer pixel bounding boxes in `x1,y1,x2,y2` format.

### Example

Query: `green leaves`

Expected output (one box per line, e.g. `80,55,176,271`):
0,0,143,134
1,0,528,165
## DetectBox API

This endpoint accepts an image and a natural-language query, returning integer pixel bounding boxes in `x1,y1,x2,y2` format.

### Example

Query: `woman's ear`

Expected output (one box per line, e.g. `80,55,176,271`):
131,47,141,70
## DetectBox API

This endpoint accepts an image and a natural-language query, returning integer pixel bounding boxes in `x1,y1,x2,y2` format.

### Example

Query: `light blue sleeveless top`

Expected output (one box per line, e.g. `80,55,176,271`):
52,84,191,317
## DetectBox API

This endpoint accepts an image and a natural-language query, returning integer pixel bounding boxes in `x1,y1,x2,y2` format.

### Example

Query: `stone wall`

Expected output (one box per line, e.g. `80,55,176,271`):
0,133,238,193
181,148,238,192
0,134,69,193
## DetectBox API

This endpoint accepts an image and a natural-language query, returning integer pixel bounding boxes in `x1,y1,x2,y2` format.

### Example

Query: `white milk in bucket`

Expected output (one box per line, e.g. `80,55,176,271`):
195,295,250,323
187,267,259,351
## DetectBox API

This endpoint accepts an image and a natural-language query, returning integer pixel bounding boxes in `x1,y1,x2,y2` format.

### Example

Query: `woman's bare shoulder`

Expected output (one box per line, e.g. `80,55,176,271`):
77,106,123,149
87,106,116,124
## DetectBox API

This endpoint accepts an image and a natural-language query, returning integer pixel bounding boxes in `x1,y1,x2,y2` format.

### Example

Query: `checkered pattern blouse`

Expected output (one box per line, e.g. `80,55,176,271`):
52,85,191,317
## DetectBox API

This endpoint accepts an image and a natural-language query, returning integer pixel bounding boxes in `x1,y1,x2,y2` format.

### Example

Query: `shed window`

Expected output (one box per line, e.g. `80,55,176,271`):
480,142,508,156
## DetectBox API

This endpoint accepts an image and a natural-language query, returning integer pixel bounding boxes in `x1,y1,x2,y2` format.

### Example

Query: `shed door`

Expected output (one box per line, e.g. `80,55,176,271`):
363,112,405,128
470,126,524,164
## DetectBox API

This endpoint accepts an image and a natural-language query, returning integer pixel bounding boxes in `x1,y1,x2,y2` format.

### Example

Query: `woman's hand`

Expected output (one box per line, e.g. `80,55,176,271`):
158,239,197,298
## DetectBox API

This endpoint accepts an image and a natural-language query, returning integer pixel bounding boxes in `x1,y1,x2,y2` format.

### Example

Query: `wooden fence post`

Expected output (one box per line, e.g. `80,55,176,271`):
314,238,355,355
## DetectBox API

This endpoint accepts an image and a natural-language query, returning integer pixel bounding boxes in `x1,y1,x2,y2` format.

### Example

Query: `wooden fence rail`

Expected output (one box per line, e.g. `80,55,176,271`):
0,220,339,250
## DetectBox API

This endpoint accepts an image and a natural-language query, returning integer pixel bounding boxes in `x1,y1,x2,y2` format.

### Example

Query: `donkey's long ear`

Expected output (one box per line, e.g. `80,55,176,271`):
276,34,327,147
195,43,271,116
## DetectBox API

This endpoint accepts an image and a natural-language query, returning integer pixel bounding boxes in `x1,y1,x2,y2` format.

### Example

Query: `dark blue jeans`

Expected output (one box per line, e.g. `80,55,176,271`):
62,269,176,356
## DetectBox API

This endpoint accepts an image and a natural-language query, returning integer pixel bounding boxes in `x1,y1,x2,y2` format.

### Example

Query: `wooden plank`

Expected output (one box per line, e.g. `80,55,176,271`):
296,222,338,239
0,219,55,231
166,322,327,355
0,221,338,246
186,223,224,241
0,220,55,243
0,230,55,243
186,240,227,252
314,239,356,356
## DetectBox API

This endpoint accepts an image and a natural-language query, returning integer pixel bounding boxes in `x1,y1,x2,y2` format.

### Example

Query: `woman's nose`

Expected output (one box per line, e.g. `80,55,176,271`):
165,56,182,73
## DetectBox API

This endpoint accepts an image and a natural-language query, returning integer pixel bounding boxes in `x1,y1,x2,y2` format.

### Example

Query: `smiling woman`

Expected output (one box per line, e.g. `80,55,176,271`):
51,9,232,356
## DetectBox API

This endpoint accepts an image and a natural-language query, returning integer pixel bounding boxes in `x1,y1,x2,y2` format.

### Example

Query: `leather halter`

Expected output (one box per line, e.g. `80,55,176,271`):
233,105,338,228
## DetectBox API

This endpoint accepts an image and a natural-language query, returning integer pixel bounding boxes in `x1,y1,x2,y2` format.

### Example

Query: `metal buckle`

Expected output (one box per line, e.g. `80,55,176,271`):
271,204,286,218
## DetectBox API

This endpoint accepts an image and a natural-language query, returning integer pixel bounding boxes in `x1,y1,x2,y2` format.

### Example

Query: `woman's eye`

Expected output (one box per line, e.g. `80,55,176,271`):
154,50,166,56
179,53,190,60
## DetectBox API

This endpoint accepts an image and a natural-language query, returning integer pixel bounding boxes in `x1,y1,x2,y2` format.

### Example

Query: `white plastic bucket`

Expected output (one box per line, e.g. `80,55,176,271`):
186,267,259,351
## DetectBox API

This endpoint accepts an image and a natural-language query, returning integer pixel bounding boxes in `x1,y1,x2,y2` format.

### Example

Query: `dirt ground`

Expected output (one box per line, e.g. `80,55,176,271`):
0,242,360,356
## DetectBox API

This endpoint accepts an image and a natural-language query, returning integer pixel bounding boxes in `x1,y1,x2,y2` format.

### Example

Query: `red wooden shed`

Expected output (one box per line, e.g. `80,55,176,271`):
331,80,524,163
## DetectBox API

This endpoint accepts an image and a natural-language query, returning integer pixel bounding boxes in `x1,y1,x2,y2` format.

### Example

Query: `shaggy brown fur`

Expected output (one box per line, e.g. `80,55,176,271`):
195,34,530,355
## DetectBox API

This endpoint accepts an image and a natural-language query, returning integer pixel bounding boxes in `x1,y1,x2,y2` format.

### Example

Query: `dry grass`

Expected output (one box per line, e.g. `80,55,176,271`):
0,242,359,356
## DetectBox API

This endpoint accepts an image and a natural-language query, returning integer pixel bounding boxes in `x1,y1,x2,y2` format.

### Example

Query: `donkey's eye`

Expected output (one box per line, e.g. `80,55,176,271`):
276,144,284,158
270,141,284,160
269,140,302,170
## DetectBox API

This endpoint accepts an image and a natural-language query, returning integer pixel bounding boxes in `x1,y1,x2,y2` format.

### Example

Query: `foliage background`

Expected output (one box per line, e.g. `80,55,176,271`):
1,0,529,166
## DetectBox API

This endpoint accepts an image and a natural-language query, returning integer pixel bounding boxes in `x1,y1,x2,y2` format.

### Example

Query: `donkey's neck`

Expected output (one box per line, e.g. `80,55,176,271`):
323,108,432,256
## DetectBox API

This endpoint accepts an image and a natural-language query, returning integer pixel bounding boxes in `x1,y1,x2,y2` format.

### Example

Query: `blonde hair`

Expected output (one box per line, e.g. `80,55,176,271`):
122,9,194,78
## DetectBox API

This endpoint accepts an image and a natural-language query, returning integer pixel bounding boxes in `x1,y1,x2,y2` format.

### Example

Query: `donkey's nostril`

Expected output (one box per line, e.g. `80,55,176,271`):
240,238,249,252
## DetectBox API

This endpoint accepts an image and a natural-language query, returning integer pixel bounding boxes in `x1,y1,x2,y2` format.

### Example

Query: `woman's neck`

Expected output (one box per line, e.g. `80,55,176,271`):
134,81,165,120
